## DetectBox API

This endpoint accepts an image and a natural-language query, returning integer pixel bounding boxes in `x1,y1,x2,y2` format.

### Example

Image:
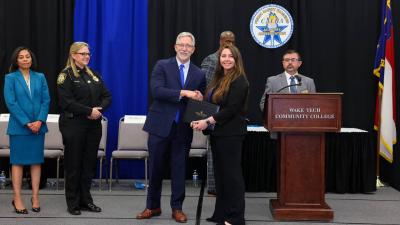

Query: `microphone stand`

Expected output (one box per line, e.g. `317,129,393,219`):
276,82,302,93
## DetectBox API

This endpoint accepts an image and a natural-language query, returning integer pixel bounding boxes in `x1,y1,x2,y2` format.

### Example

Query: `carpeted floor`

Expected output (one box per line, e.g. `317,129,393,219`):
0,179,399,225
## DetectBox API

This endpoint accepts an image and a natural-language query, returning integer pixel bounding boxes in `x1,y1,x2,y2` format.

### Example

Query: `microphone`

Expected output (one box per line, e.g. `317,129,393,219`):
294,75,302,84
276,75,302,93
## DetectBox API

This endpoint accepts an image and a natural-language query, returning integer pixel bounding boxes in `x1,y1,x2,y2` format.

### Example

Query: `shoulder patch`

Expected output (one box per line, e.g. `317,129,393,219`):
57,73,66,85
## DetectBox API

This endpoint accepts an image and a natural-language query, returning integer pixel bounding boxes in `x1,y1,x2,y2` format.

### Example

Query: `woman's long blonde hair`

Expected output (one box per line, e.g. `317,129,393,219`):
65,42,96,78
206,45,246,103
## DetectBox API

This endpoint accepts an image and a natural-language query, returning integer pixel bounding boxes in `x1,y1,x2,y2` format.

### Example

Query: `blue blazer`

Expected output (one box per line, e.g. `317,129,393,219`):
143,57,206,137
4,70,50,135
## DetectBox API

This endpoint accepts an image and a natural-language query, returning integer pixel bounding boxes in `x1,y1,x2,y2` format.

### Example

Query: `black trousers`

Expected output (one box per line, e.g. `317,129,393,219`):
59,116,102,209
210,135,246,225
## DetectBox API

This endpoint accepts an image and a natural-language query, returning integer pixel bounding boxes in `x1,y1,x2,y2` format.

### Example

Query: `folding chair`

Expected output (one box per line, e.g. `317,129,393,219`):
0,115,11,177
109,116,148,191
97,116,108,190
43,115,64,190
189,130,208,158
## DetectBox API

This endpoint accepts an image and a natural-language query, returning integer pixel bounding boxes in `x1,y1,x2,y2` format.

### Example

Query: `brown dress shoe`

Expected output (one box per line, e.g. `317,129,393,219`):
136,208,161,219
172,209,187,223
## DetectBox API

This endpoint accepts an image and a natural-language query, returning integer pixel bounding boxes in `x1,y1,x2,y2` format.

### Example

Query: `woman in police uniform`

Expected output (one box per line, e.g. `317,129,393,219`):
57,42,111,215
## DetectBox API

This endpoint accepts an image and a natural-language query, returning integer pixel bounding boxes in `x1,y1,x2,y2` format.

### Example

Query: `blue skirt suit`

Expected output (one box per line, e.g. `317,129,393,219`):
3,70,50,165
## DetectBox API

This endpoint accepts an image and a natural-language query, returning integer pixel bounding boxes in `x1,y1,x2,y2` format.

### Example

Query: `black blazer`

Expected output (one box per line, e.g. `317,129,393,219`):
57,67,112,117
211,75,249,136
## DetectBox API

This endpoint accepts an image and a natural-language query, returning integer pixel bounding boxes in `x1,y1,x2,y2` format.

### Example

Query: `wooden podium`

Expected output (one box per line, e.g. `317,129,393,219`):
265,93,342,221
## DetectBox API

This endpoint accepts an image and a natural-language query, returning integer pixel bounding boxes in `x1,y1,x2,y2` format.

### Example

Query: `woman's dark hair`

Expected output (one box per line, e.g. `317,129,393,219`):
8,46,37,72
206,45,246,103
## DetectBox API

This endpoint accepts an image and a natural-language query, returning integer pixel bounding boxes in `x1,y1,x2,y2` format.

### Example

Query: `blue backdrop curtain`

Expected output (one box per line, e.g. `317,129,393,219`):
73,0,148,178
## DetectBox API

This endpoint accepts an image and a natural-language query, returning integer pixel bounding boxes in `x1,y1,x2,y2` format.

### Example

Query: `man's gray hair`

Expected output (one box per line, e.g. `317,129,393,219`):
176,32,196,46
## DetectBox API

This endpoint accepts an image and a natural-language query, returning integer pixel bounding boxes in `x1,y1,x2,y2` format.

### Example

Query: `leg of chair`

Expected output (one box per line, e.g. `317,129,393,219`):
115,161,119,183
56,157,60,191
109,157,113,192
99,157,103,191
105,161,109,184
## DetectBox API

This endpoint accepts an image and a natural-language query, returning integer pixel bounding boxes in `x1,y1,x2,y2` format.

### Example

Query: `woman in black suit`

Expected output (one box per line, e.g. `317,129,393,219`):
57,42,111,215
191,45,249,225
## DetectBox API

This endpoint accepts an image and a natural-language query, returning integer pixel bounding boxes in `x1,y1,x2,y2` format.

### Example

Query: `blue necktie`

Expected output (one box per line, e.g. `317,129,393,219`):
290,76,297,93
179,64,185,86
176,64,185,122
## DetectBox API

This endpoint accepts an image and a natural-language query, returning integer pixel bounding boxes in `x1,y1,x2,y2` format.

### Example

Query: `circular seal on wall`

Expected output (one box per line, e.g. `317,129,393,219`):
250,4,294,49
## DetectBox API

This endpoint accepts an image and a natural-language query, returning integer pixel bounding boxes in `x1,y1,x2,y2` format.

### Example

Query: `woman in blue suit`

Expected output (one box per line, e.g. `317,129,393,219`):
4,47,50,214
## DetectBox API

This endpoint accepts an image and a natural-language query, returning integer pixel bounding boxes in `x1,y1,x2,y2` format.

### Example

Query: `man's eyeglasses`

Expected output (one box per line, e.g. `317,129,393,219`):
283,58,301,63
76,52,91,57
176,43,194,49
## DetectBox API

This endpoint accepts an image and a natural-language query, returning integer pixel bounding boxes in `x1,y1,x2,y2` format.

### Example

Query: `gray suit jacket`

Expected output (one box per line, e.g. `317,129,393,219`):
259,73,316,111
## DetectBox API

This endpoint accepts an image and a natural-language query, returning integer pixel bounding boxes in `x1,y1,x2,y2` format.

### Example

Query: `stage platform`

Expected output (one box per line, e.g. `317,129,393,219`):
0,180,399,225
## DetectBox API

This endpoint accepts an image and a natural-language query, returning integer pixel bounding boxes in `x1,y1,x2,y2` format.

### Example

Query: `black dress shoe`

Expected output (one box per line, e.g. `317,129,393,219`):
206,217,223,223
12,201,28,214
216,220,244,225
68,207,81,215
80,203,101,212
207,190,217,196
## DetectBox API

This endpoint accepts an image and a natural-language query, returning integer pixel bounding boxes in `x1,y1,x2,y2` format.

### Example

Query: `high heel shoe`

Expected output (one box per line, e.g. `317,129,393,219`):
12,200,28,214
31,197,41,212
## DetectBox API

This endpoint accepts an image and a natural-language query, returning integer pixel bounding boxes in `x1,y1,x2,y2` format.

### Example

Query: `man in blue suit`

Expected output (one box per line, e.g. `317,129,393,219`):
137,32,206,223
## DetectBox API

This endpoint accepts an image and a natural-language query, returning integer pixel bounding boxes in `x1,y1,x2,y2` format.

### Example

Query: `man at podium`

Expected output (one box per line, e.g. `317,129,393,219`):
259,49,316,112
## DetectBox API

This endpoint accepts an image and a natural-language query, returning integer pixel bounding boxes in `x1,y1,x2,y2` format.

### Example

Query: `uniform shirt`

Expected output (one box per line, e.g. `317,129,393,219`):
57,67,112,117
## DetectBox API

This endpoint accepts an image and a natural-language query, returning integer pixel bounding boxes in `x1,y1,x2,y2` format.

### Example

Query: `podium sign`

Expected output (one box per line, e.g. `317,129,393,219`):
266,93,342,221
267,93,341,132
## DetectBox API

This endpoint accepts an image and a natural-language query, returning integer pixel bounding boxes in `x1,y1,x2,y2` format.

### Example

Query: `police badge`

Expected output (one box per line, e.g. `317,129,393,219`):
57,73,66,85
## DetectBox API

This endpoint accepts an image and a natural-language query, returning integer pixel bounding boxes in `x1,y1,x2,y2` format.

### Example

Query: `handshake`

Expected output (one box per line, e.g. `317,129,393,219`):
180,90,203,101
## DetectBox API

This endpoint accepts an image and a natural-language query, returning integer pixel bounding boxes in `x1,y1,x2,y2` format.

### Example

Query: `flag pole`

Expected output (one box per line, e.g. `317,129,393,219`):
376,133,385,187
376,88,385,187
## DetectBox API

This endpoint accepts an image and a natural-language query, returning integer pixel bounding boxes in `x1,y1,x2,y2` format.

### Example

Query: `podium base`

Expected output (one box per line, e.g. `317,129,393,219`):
269,199,334,221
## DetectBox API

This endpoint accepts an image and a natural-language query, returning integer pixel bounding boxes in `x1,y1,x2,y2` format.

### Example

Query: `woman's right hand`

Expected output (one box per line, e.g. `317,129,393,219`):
27,122,40,134
88,107,102,120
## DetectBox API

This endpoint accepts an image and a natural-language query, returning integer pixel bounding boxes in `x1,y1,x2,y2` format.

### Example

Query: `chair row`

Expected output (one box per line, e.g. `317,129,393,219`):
0,114,107,190
109,116,208,191
0,114,208,191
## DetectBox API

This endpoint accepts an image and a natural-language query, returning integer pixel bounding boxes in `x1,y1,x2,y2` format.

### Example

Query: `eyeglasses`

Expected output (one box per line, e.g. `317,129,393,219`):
75,52,91,57
283,58,301,63
176,43,194,49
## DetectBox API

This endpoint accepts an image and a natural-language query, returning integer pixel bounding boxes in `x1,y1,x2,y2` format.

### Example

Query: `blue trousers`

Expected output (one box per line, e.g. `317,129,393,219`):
146,122,192,210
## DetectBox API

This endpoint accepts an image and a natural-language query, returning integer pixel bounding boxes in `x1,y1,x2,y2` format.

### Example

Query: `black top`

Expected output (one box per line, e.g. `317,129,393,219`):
57,67,112,117
211,75,249,136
